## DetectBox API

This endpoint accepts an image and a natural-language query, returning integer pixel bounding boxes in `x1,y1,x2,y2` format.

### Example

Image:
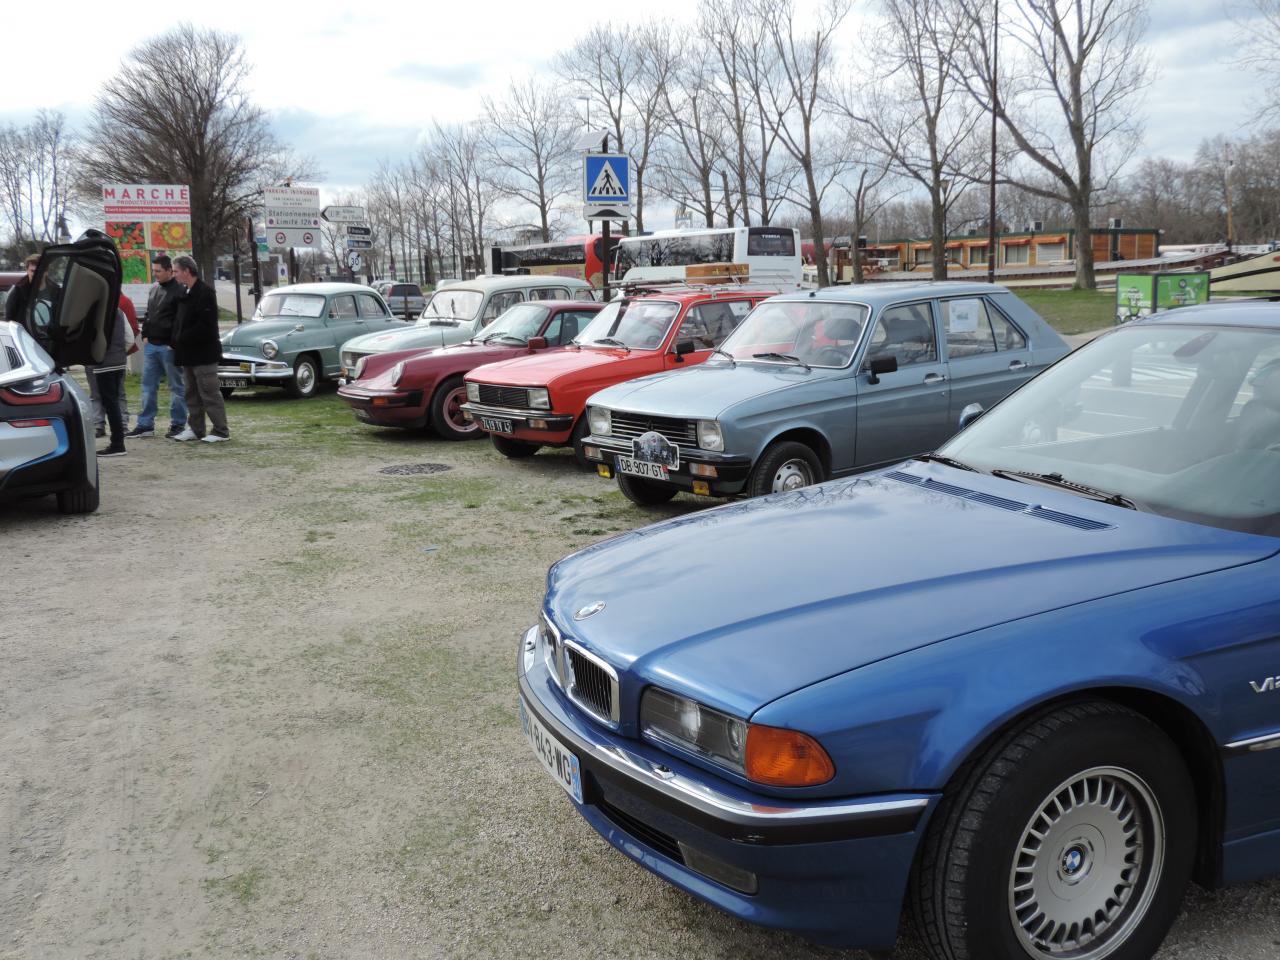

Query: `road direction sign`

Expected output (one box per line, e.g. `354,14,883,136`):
323,205,367,223
584,153,630,204
346,251,363,271
346,238,373,250
270,228,319,247
345,224,372,237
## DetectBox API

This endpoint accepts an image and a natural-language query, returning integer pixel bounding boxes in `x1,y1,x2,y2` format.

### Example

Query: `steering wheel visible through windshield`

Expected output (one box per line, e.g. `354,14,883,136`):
419,289,482,325
575,299,680,350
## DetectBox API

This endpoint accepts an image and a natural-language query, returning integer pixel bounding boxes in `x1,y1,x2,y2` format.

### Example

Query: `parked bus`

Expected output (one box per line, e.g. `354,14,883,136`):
488,235,615,289
611,226,802,288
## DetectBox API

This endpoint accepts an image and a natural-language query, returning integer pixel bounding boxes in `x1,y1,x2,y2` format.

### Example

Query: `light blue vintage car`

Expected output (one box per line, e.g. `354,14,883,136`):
581,282,1070,504
218,283,406,398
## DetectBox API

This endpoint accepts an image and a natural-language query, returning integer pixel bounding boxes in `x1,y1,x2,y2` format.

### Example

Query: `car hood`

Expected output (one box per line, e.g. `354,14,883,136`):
223,320,306,349
344,323,470,355
466,346,640,387
590,361,814,419
361,343,537,389
546,463,1278,718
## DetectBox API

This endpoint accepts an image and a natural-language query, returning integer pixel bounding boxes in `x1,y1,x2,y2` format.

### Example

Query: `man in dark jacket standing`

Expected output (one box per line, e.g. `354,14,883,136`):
170,256,229,443
127,255,188,439
3,253,40,335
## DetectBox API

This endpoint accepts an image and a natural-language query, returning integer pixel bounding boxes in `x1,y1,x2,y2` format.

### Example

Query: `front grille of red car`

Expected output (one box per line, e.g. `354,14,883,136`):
609,413,698,450
476,384,530,408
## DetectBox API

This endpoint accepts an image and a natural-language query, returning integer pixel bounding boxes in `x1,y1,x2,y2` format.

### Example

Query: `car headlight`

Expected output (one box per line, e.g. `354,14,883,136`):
466,381,480,402
641,686,835,786
390,361,405,386
354,356,368,379
697,420,723,451
261,339,279,359
587,406,611,436
528,387,551,410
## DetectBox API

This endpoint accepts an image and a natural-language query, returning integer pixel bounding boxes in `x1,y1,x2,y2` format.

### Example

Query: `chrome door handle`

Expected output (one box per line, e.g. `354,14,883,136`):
1008,360,1027,371
923,373,947,385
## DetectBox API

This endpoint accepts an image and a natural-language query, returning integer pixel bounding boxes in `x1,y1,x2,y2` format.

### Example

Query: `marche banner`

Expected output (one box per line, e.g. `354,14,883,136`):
102,184,193,314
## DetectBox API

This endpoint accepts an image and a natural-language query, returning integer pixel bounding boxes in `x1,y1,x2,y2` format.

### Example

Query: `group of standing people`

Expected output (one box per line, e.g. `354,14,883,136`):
4,252,231,456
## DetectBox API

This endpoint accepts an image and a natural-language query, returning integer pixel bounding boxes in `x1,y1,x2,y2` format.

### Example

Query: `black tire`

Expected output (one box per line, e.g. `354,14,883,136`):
617,473,678,506
911,701,1197,960
747,440,823,497
570,416,592,468
430,375,482,441
285,354,320,398
492,434,541,459
220,386,235,399
56,459,100,515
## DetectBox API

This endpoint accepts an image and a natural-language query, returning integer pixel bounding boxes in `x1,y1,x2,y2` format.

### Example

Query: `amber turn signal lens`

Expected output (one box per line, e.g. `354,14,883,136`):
745,724,835,787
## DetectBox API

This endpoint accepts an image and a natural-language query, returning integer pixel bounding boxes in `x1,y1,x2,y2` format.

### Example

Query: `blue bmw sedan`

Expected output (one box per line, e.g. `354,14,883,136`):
517,301,1280,959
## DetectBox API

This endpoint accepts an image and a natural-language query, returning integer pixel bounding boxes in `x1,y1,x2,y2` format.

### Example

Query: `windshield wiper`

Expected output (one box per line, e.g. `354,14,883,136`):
915,453,978,472
711,348,736,366
752,351,811,370
494,335,528,345
991,469,1138,510
591,337,630,351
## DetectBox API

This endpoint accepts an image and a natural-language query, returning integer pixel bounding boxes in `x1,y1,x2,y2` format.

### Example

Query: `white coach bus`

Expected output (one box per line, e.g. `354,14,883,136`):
611,226,803,288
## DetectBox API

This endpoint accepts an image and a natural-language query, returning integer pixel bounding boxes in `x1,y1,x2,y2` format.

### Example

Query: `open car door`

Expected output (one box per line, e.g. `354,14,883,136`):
27,229,122,369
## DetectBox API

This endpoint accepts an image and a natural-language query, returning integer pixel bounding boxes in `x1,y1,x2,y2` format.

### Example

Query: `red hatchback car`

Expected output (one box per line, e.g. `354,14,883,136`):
461,285,776,460
337,300,603,439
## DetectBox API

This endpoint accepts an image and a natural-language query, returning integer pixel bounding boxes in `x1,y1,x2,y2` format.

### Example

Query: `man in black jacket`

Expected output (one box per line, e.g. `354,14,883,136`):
3,253,40,335
127,255,188,439
170,256,229,443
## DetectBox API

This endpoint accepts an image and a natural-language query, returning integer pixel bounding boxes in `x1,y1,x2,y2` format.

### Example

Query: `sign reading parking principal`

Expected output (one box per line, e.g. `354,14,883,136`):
584,154,630,204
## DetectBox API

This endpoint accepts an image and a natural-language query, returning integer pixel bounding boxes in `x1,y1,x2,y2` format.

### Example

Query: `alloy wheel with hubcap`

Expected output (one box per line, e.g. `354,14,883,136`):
432,376,480,440
748,440,823,497
287,355,319,398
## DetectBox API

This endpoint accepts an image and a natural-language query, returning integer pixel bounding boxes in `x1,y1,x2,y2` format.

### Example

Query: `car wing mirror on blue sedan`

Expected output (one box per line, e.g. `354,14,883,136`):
864,354,898,384
959,402,985,428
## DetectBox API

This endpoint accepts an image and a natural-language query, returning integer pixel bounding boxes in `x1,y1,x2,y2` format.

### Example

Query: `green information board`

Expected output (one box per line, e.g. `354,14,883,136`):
1115,272,1209,323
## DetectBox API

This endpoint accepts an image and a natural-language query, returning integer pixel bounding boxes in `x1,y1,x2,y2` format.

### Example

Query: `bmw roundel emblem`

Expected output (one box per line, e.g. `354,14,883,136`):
574,601,606,621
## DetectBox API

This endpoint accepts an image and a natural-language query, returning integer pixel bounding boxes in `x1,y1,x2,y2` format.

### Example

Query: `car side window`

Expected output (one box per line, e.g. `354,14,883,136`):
530,287,569,301
677,302,743,350
866,303,938,367
483,291,525,323
943,298,1027,358
331,295,358,319
357,293,389,318
573,289,598,302
989,304,1027,351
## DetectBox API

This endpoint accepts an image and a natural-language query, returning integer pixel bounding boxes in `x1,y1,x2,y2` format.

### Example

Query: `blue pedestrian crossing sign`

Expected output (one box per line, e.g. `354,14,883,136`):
584,153,630,204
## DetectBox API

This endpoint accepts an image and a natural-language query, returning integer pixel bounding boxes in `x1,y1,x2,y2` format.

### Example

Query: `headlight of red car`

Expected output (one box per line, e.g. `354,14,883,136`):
390,361,406,387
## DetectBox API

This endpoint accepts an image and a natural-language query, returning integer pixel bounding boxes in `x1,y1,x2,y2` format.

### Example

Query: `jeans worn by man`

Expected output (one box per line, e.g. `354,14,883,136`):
134,341,187,436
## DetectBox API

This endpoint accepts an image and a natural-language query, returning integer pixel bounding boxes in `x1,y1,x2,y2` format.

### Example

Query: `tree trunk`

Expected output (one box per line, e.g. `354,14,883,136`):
1072,198,1096,289
931,192,947,282
634,168,645,233
804,163,830,288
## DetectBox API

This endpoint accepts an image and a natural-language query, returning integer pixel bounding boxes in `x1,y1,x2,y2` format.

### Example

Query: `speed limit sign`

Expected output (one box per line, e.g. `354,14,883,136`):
346,251,363,271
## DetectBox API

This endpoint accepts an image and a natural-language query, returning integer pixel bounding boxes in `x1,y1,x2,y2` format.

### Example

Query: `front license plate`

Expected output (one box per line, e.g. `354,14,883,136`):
224,377,250,388
616,456,668,480
519,697,583,804
239,362,253,372
480,416,514,434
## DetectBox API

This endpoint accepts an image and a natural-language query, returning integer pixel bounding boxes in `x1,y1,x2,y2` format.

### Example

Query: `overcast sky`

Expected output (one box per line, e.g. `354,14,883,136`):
0,0,1267,215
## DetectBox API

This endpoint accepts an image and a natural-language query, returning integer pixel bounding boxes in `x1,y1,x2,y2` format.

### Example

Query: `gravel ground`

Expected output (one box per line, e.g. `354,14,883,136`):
2,383,1278,960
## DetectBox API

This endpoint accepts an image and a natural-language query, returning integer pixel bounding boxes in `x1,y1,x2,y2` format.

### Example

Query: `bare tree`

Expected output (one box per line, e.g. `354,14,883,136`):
78,24,311,279
0,111,79,253
952,0,1155,289
649,35,728,226
841,0,987,280
482,79,579,242
1233,0,1280,123
755,0,851,286
836,159,901,283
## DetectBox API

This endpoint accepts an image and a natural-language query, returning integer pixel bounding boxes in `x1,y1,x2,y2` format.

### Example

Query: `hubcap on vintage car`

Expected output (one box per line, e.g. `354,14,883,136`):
1008,766,1163,959
445,386,476,432
297,363,316,394
771,459,813,493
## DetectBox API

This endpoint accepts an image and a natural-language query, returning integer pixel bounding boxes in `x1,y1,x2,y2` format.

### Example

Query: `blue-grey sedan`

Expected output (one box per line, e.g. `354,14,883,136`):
581,282,1069,504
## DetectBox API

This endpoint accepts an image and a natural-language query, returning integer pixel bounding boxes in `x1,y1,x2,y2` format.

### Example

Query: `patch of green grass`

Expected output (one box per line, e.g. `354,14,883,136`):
205,866,265,904
1016,288,1117,335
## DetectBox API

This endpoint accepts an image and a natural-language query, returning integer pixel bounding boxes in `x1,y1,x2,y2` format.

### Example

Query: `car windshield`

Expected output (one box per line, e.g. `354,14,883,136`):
419,289,482,324
575,299,680,350
941,322,1280,536
715,300,869,367
257,293,325,319
477,303,550,343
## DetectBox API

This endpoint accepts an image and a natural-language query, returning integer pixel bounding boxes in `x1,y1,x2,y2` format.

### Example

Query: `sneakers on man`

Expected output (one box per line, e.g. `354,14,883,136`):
125,425,155,438
165,424,186,439
201,433,230,444
170,427,200,442
97,444,127,458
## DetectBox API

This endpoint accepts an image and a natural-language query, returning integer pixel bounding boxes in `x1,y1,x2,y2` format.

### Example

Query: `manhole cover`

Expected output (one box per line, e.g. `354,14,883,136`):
379,463,454,476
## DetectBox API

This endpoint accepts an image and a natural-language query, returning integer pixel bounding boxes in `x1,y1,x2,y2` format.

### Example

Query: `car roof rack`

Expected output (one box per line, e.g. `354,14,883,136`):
616,277,775,298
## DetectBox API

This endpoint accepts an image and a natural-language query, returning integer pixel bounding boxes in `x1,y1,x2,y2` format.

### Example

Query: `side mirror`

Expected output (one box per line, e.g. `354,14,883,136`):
864,354,898,384
959,402,985,429
528,336,548,350
673,340,696,362
293,323,305,333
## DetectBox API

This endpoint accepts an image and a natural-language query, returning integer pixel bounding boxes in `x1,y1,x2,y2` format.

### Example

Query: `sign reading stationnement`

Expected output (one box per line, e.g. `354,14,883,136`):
103,183,193,315
264,187,321,247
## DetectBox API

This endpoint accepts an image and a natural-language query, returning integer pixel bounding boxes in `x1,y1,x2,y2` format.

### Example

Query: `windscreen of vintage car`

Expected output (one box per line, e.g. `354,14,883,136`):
574,299,680,350
475,303,550,344
941,323,1280,535
418,289,483,326
256,293,326,319
712,299,869,367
